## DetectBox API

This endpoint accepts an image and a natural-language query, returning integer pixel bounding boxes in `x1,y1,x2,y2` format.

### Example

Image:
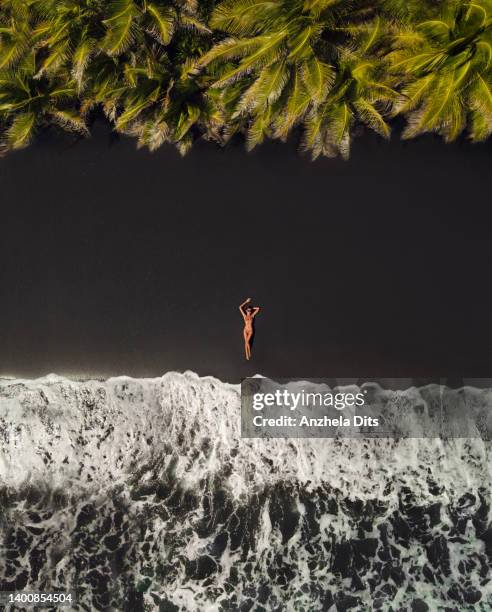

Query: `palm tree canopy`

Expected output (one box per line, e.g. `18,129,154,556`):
1,0,492,156
198,0,397,155
390,0,492,141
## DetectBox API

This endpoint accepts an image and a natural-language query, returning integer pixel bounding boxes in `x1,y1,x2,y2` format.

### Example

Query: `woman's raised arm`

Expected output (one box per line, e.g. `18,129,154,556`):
239,297,251,314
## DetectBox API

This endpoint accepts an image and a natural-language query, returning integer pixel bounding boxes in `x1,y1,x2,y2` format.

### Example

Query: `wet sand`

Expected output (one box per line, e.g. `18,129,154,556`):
0,122,491,383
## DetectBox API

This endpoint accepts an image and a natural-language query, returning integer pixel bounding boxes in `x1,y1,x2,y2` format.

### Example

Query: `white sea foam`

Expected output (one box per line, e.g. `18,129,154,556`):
0,372,491,610
0,371,490,502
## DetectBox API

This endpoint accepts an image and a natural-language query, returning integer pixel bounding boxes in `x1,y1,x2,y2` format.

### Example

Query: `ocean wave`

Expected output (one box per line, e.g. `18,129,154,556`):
1,372,491,611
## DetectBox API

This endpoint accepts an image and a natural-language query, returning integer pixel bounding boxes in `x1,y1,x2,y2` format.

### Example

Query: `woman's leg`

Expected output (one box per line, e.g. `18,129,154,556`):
244,329,252,360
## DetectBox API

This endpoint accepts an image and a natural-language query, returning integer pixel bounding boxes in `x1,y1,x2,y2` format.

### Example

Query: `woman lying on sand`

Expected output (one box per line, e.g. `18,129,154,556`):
239,298,260,360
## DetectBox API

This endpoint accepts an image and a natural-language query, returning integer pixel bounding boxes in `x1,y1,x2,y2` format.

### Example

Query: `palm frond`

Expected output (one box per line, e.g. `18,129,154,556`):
5,110,36,148
212,32,287,86
354,98,390,138
301,57,334,105
102,0,137,56
146,3,175,45
469,73,492,140
235,60,289,113
246,106,271,149
72,38,95,87
211,0,278,37
50,108,89,134
274,70,311,138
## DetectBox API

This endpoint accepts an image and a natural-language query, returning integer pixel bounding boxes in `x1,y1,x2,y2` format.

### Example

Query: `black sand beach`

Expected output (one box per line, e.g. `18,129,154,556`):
1,123,491,382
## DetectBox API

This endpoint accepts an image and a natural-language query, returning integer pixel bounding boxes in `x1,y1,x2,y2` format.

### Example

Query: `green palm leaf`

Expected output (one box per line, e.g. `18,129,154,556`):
72,38,94,86
5,110,35,148
274,70,310,138
236,61,289,113
246,106,271,149
469,73,492,140
301,56,334,104
353,98,390,138
211,0,278,36
146,3,175,45
50,109,89,133
102,0,137,56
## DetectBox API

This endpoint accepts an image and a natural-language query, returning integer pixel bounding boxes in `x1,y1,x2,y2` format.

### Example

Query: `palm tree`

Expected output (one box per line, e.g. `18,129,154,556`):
0,0,88,152
389,0,492,142
197,0,346,150
31,0,107,85
77,0,214,153
0,51,87,151
0,0,39,70
0,0,214,153
299,18,399,158
2,0,492,156
198,3,396,157
83,43,217,154
100,0,189,56
303,49,398,158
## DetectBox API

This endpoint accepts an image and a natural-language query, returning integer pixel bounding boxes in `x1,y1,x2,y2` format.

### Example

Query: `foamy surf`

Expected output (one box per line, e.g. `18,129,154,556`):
0,372,491,610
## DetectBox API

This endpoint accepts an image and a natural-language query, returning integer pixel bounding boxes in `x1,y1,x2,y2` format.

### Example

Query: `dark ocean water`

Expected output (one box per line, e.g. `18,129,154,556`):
0,373,491,611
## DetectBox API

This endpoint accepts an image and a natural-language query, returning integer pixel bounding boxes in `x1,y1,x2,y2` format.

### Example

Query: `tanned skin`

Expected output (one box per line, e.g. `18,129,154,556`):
239,298,260,360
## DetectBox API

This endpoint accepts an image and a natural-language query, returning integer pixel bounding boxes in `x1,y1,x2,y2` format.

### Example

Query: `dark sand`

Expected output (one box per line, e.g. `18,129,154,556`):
1,122,491,383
